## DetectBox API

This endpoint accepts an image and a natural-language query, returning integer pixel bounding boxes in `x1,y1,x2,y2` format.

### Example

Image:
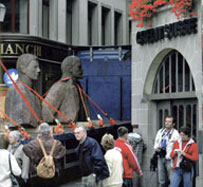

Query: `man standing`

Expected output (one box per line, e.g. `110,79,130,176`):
74,125,109,187
115,126,143,187
154,115,180,187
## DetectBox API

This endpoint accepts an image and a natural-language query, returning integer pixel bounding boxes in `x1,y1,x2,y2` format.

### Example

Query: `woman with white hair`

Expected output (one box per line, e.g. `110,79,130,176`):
7,130,30,186
101,133,123,187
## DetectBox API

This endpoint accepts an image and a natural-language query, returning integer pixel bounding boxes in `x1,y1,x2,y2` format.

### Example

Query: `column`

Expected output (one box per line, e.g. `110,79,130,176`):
57,0,66,42
78,0,88,45
49,0,58,41
29,0,42,36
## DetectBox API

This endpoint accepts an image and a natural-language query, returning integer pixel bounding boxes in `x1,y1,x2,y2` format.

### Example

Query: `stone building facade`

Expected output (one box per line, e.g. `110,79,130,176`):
131,0,203,186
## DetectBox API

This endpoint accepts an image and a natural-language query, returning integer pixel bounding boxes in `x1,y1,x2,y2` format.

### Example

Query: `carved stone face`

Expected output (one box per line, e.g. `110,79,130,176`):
72,60,83,78
24,59,40,80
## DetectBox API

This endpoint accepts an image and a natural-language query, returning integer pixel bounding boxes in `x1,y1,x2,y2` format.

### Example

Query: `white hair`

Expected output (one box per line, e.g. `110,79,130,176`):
9,130,21,141
38,122,50,135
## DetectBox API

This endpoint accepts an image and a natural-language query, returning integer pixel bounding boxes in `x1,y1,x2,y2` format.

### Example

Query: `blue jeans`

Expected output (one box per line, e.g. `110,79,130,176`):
170,168,194,187
123,178,133,187
158,157,172,187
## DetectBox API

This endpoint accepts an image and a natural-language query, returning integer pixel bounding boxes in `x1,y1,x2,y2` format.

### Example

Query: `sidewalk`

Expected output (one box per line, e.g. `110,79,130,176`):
58,178,82,187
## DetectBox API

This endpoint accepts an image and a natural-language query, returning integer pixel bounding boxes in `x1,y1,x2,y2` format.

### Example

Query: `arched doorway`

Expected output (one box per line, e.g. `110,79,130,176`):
151,50,197,138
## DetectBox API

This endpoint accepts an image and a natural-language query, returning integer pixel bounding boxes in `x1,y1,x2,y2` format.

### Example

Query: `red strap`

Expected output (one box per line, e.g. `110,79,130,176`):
0,110,32,139
0,109,19,127
77,84,108,117
19,81,71,122
54,119,64,134
0,61,40,122
42,77,72,97
77,84,89,120
76,84,116,126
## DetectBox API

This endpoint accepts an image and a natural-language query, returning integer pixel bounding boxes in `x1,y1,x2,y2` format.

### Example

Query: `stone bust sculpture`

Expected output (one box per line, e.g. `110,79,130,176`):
42,55,85,123
5,54,41,127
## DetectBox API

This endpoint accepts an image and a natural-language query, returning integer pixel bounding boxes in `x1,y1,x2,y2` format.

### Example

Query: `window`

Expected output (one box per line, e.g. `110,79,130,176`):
153,50,195,94
88,2,97,45
102,7,111,45
1,0,28,33
66,0,73,44
170,102,197,137
114,11,122,45
42,0,49,38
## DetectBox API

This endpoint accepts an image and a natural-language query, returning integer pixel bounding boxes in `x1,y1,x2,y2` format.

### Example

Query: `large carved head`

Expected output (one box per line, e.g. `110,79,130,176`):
16,54,40,80
61,56,83,78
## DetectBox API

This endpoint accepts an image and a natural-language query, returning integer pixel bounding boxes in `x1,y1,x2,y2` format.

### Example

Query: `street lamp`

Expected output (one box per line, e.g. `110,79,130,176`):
0,3,6,22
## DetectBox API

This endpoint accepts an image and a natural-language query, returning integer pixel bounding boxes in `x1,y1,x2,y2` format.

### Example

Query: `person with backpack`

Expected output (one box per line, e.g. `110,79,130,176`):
22,123,66,187
170,126,199,187
154,115,181,187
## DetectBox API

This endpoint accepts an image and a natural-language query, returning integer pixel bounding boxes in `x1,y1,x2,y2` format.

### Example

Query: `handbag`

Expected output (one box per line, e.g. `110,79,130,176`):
179,145,194,172
180,157,193,172
8,154,20,187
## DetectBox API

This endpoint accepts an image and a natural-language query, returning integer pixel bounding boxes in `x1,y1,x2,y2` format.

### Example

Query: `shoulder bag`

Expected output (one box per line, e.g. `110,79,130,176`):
8,153,20,187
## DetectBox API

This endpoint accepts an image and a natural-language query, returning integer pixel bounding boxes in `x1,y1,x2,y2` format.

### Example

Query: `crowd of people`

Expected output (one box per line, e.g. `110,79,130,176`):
0,117,199,187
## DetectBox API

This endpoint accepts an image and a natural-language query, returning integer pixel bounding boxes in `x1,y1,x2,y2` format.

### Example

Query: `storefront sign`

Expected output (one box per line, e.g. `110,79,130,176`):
0,36,72,63
136,17,198,45
0,43,42,57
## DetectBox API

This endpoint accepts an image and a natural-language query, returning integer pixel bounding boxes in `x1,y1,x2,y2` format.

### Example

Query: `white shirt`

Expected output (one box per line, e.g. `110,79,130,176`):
0,149,21,187
154,128,181,159
102,147,123,187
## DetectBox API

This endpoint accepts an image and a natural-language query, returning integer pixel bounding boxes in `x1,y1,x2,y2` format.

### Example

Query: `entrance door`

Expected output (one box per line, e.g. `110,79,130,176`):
157,99,197,137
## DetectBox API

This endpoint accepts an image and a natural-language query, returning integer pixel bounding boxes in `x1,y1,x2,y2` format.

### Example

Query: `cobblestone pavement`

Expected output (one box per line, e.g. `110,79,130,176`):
58,178,82,187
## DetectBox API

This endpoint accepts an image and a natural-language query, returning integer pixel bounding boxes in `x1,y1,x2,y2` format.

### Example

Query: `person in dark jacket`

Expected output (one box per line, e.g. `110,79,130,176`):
23,123,66,187
74,125,109,187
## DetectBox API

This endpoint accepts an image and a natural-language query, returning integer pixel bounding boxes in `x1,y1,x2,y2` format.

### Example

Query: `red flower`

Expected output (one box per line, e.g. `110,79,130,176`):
129,0,197,28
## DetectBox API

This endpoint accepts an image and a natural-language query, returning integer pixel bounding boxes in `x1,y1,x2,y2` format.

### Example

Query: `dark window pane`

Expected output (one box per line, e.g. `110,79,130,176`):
159,110,163,129
164,109,169,119
154,79,158,94
179,105,184,129
172,106,177,129
42,0,50,38
67,0,73,44
1,0,28,33
186,105,191,128
178,53,183,92
165,58,169,93
1,1,12,32
171,53,176,92
185,63,190,91
192,79,195,91
159,66,163,93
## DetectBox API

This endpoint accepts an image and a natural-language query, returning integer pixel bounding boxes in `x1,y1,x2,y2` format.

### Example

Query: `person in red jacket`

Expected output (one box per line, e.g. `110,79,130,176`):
115,126,143,187
170,126,199,187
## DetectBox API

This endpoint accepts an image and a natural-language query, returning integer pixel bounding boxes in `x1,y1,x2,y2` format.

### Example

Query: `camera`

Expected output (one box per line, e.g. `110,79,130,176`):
155,148,166,158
